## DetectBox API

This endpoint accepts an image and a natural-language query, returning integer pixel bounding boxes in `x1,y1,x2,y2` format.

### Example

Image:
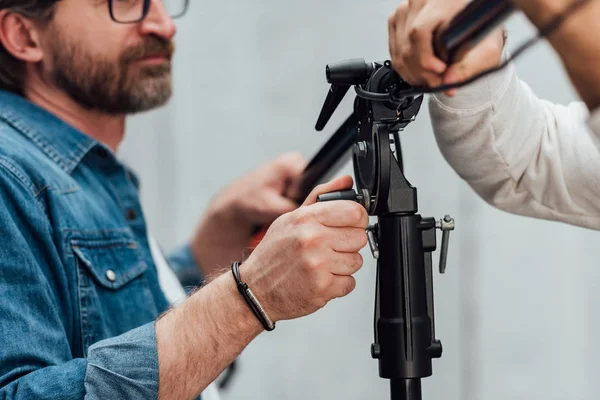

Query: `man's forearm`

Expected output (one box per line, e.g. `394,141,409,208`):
156,269,263,399
513,0,600,109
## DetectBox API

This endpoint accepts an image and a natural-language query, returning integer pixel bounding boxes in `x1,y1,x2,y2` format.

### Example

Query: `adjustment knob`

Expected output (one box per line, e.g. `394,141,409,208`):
427,340,443,359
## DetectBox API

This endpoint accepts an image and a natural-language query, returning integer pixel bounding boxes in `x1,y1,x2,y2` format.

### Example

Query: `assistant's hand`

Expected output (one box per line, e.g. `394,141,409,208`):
241,175,369,321
191,152,308,277
388,0,505,96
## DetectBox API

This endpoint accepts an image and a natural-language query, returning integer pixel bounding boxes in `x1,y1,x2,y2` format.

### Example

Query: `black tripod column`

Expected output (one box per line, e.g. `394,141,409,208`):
372,214,442,400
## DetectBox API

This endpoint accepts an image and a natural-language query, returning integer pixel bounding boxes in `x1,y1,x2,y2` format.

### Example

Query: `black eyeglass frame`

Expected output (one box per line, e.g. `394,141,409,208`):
108,0,190,24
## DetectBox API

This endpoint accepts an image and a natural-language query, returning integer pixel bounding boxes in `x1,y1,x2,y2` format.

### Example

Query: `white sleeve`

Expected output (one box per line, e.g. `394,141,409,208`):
428,56,600,230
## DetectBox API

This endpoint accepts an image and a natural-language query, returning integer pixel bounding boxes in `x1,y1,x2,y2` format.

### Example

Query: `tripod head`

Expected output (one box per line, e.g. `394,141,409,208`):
311,2,513,399
315,59,423,216
315,53,451,400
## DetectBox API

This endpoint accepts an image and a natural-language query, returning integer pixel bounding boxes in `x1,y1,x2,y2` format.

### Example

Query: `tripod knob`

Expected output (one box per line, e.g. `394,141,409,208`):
436,215,455,274
317,189,373,211
427,340,443,359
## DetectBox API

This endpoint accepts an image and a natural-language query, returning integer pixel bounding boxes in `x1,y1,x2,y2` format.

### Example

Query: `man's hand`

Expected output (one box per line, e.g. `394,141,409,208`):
156,175,368,400
241,174,369,321
192,152,307,277
388,0,505,96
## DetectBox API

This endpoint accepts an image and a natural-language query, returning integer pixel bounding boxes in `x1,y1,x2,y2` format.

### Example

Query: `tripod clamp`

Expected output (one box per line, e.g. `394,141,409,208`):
314,57,457,400
305,3,515,398
318,189,455,274
366,216,455,274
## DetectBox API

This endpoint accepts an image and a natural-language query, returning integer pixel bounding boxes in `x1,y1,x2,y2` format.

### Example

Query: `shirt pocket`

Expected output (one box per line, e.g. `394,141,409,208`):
71,232,159,353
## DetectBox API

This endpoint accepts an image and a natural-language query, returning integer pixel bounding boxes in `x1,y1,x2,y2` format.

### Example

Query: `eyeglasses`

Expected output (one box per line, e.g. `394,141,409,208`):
108,0,189,24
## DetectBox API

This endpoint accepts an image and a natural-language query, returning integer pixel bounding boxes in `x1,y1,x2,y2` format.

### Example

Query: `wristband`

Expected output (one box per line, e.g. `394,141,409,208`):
231,261,275,331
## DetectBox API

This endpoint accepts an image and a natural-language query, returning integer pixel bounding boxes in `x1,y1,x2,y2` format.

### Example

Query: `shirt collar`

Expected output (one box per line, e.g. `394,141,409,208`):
0,90,104,175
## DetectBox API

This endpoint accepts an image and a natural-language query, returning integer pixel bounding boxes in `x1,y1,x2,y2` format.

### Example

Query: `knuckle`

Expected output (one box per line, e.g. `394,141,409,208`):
419,55,433,70
303,254,324,272
359,231,369,248
354,252,364,270
401,47,413,65
312,274,332,295
346,203,363,225
354,253,364,271
408,26,421,42
297,228,320,251
314,296,328,309
388,12,396,28
293,207,313,226
343,278,357,296
361,210,369,228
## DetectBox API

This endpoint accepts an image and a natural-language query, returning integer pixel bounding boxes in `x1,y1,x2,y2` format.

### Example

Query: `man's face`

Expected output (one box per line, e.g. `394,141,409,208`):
39,0,177,114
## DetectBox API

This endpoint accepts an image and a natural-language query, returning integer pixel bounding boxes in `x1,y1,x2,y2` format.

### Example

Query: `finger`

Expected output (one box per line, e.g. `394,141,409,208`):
388,12,397,61
410,14,447,76
302,175,354,206
275,151,308,180
328,275,357,300
406,0,427,23
327,251,364,276
419,70,444,88
444,88,458,97
325,227,368,253
442,28,505,88
304,200,369,229
388,3,408,60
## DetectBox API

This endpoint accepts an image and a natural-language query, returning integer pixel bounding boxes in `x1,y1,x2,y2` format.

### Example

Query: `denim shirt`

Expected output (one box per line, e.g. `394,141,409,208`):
0,90,203,399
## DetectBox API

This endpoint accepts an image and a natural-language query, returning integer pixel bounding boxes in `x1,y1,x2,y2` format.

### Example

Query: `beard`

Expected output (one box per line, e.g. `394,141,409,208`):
46,26,175,114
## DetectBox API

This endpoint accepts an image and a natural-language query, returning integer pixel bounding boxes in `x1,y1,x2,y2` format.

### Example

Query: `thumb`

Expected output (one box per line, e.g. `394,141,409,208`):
442,28,505,96
302,175,354,206
442,61,470,97
275,152,308,180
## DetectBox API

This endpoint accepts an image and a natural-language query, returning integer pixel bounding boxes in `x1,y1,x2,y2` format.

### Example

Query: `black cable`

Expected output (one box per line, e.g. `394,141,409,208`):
359,0,594,101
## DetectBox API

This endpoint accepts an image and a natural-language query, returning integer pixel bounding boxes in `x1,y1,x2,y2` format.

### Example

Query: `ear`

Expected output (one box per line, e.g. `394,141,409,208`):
0,10,44,63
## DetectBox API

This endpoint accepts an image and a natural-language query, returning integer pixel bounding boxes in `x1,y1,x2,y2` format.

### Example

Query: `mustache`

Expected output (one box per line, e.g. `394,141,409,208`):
121,36,175,64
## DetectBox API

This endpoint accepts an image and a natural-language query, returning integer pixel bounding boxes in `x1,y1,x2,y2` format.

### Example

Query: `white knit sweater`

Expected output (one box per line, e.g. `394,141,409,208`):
428,59,600,230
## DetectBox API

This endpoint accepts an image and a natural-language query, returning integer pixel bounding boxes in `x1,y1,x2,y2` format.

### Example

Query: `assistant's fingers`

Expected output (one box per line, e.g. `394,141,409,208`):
389,3,409,59
410,12,447,76
275,151,308,181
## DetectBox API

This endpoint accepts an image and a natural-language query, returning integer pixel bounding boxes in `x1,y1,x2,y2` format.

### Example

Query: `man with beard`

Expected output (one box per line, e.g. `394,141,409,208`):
0,1,369,399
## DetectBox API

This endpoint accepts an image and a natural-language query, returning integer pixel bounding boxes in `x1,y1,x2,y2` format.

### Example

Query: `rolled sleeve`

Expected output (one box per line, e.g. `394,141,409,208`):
85,322,159,399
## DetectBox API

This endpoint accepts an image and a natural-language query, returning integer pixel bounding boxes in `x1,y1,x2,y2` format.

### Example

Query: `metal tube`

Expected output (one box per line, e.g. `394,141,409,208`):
391,379,422,400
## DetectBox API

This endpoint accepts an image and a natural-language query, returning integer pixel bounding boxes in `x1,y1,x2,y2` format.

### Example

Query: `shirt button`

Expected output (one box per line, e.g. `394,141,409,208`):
127,208,137,221
106,270,116,282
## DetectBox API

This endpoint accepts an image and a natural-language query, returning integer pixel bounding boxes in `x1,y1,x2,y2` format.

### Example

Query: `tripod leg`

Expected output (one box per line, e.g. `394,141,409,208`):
391,379,422,400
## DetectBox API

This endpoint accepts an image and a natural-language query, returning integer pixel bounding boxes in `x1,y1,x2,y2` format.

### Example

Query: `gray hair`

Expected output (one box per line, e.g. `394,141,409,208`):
0,0,59,95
